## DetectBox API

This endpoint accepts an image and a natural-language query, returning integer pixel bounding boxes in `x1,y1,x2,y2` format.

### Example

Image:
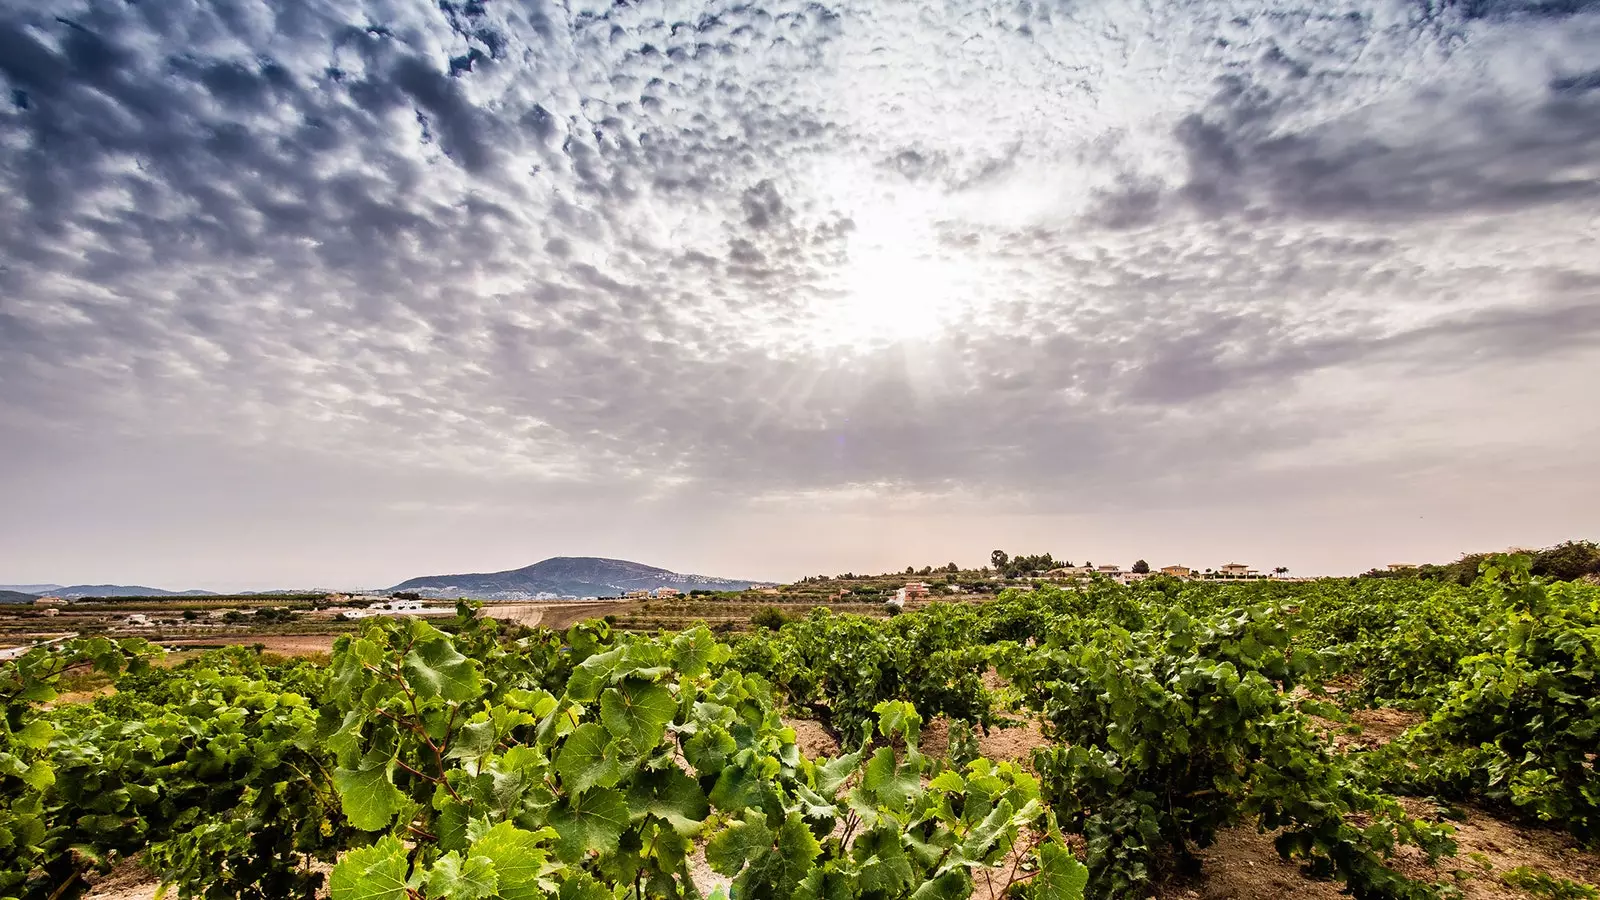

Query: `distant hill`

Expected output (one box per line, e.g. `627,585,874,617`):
49,585,219,600
0,584,59,594
0,590,40,604
391,556,758,600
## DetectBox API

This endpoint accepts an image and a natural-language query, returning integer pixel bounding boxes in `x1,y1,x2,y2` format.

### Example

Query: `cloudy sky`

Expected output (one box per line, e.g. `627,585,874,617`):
2,0,1597,590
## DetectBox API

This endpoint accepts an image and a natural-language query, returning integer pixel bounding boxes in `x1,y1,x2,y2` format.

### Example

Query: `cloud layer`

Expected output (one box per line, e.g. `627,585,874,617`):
2,0,1597,585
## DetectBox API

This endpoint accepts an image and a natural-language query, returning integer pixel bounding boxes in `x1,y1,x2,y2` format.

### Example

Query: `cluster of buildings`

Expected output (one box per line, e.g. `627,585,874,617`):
625,587,682,600
1042,562,1278,584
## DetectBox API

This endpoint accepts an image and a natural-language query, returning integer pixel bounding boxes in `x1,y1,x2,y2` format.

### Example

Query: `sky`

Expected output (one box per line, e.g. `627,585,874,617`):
1,0,1597,591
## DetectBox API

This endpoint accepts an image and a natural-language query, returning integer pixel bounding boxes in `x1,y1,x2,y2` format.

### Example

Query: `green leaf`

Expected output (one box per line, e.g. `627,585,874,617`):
330,836,411,900
959,798,1015,860
1031,843,1089,900
705,813,773,876
861,747,919,813
16,719,54,750
403,638,481,702
469,822,558,900
874,700,922,747
555,722,623,793
23,761,55,792
566,647,627,702
555,873,614,900
548,787,630,862
332,756,409,831
425,851,498,900
599,680,676,751
632,768,711,835
445,720,497,763
670,626,720,678
815,750,861,795
908,870,969,900
436,800,471,852
853,825,914,895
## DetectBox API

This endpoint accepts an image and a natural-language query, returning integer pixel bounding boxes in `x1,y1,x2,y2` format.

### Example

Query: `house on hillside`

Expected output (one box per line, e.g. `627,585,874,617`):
654,587,681,599
1096,564,1122,576
1160,565,1193,578
1386,563,1415,571
32,596,66,606
902,582,929,600
1045,566,1093,580
625,590,650,599
1216,563,1260,579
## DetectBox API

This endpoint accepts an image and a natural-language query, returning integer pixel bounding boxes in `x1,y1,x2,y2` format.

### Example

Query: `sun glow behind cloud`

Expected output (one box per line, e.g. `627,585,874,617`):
824,196,979,346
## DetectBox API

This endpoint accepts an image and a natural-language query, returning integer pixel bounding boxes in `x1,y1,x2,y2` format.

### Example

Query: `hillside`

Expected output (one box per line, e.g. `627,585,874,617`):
49,585,219,599
0,584,61,594
391,556,757,600
0,590,39,604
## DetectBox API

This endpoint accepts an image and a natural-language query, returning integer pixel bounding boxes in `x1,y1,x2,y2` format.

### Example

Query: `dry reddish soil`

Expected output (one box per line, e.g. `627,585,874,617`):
788,717,842,759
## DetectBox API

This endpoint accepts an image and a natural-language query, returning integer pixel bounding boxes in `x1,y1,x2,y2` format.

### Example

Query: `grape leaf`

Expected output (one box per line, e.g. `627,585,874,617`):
566,647,627,702
332,755,408,831
425,851,498,900
554,722,622,793
329,836,411,900
403,638,481,703
469,822,558,900
1032,843,1089,900
705,813,773,877
670,627,720,678
548,787,629,862
599,680,676,750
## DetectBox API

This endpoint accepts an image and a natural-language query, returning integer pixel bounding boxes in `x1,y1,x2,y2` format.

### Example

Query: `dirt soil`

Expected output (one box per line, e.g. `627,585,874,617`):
788,717,842,759
1310,705,1424,751
1390,799,1600,900
82,859,157,900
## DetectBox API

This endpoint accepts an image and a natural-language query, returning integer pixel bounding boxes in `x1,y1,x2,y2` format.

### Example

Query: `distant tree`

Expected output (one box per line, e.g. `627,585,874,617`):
945,562,959,573
1531,540,1600,582
1131,559,1150,574
1273,566,1289,575
991,550,1009,570
181,609,199,621
906,566,916,575
918,565,933,577
751,607,788,631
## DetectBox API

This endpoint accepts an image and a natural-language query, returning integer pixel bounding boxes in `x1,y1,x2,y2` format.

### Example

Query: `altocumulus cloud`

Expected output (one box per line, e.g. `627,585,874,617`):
1,0,1598,582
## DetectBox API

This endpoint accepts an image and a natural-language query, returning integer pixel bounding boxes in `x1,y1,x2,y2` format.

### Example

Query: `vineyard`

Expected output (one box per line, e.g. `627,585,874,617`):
2,556,1597,900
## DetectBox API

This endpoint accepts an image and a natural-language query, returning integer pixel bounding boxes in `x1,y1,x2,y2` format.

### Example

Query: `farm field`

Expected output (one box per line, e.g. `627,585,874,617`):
4,555,1597,900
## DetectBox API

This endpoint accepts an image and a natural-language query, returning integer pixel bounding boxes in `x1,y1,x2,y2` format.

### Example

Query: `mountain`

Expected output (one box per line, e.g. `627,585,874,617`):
0,590,40,604
0,584,60,594
49,585,219,599
391,556,758,600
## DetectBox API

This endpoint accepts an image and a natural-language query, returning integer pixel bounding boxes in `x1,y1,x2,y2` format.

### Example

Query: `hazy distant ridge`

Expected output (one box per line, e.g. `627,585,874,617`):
50,585,219,599
0,584,63,595
391,556,756,600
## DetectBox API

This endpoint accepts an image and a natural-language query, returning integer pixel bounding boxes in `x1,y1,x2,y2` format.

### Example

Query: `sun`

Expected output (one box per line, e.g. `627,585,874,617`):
813,196,976,348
